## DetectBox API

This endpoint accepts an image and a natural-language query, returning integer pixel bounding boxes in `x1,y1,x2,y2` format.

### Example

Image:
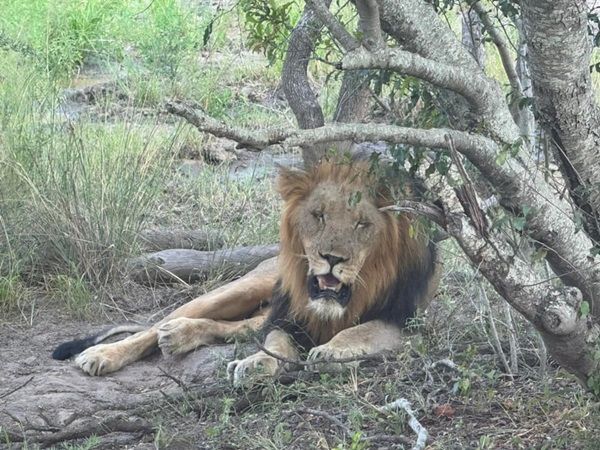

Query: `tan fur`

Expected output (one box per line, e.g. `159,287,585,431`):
277,160,432,344
67,160,440,379
74,258,277,376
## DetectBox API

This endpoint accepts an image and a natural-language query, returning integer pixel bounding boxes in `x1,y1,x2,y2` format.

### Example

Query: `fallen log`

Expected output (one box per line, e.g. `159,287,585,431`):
129,244,280,284
138,229,225,252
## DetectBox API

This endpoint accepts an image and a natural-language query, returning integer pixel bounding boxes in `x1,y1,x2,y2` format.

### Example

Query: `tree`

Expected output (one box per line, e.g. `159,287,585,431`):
168,0,600,392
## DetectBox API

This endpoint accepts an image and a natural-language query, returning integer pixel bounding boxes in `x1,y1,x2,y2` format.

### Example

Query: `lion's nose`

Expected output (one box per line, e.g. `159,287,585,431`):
319,252,347,268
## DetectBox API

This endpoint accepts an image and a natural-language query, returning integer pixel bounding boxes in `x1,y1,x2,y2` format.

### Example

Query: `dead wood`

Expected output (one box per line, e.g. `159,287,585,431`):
138,229,225,252
129,244,280,284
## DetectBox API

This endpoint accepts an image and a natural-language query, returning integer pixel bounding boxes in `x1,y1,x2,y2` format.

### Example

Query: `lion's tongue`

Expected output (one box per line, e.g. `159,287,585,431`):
317,274,341,291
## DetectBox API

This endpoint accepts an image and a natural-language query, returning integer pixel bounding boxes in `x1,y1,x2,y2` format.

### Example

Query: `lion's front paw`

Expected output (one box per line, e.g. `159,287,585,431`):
226,352,281,387
306,344,364,373
75,344,126,376
157,317,216,356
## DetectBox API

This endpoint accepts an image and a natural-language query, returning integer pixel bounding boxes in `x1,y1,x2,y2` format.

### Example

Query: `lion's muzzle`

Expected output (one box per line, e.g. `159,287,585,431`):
307,274,351,306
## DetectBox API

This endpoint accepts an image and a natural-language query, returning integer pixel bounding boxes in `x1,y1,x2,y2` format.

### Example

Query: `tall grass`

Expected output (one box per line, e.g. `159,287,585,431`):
0,49,170,298
0,0,211,80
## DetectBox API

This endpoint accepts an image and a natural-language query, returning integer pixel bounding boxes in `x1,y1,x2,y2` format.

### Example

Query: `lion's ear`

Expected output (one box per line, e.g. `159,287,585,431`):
277,166,311,202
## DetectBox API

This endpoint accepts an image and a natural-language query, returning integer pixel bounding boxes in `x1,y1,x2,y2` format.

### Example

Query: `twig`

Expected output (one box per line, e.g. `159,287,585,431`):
478,283,513,377
158,366,188,390
380,398,428,450
291,407,413,446
363,433,413,445
0,376,33,399
503,302,519,374
380,201,447,227
428,358,459,371
295,407,351,433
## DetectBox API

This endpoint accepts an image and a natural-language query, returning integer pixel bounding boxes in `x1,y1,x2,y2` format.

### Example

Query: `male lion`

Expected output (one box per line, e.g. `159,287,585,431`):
53,160,440,384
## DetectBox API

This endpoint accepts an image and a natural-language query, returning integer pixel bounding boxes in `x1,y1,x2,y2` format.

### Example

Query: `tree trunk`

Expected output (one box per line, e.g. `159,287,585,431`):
522,0,600,243
281,5,327,167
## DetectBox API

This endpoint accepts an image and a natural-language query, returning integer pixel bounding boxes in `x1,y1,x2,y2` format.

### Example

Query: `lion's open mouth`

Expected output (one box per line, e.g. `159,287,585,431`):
308,274,351,306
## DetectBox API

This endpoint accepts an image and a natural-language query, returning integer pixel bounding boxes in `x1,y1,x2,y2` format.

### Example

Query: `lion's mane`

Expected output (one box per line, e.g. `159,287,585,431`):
266,160,438,348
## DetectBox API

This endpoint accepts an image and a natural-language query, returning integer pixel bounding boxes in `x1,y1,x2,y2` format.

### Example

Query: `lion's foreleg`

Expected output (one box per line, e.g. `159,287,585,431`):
226,329,299,387
76,328,158,376
159,257,278,324
157,312,269,356
307,320,403,372
75,258,278,376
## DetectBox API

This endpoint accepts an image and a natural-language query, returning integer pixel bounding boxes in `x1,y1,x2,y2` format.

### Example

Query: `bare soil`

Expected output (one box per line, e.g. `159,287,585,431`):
1,294,598,449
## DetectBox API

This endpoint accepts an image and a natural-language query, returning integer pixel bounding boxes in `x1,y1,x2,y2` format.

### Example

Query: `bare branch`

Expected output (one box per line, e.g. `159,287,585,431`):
339,47,518,143
379,201,446,227
166,100,600,305
472,1,523,99
376,0,520,143
380,398,428,450
355,0,385,49
306,0,360,51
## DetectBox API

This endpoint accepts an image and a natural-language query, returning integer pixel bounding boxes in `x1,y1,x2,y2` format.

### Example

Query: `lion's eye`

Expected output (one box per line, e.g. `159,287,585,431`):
312,211,325,224
355,221,371,230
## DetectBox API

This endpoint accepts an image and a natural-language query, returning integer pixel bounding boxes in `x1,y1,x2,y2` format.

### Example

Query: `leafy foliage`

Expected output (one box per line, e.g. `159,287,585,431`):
240,0,302,65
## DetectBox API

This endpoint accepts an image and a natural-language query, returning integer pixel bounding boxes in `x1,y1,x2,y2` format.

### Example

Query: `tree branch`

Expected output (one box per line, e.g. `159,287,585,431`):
472,1,523,99
379,201,446,228
306,0,360,51
339,46,516,144
282,4,327,166
376,0,520,144
355,0,385,49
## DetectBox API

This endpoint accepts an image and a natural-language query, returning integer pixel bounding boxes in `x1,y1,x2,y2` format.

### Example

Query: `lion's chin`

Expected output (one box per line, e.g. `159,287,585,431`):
306,299,346,320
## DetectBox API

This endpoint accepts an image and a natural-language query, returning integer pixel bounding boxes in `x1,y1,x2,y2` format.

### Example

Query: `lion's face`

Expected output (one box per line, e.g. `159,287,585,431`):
296,182,386,318
278,162,398,321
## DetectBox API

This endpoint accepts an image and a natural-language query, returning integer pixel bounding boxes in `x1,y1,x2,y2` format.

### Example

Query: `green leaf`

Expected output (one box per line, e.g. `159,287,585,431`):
580,301,590,319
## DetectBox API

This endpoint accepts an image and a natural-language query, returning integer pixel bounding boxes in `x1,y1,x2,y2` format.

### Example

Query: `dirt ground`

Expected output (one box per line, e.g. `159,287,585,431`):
1,290,598,450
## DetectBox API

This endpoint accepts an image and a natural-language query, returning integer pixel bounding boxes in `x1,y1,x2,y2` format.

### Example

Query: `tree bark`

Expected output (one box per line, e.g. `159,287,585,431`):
461,6,485,69
522,0,600,243
138,229,224,252
129,244,279,284
281,5,328,166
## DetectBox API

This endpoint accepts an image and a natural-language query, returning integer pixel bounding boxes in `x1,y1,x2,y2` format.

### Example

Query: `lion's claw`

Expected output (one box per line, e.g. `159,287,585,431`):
75,344,124,376
157,317,215,357
306,344,363,373
227,352,280,387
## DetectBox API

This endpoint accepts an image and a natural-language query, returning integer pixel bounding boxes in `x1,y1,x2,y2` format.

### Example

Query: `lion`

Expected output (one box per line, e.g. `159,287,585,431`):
53,160,441,384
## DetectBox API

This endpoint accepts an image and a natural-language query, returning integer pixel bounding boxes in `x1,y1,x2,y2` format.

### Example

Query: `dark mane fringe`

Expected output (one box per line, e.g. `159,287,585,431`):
266,160,437,348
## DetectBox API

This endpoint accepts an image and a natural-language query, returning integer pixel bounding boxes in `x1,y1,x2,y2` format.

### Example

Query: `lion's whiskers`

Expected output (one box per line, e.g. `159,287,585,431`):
354,272,367,289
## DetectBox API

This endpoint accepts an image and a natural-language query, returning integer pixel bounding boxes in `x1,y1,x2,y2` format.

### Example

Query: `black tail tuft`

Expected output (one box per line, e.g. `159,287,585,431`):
52,335,98,360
